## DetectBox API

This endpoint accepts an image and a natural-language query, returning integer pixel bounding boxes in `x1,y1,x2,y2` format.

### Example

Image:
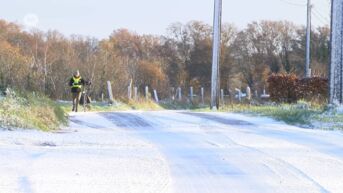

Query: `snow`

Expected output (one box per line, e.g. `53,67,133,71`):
1,111,343,193
0,113,172,193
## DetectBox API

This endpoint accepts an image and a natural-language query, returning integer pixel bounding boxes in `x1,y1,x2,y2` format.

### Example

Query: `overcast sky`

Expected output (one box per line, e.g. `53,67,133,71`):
0,0,331,39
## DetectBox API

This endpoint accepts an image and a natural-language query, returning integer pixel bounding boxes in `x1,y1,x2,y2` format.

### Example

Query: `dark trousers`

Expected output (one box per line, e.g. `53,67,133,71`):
72,92,81,112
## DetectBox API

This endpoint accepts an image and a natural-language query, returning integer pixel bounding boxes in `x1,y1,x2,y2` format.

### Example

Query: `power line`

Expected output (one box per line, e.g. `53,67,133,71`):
315,0,331,8
278,0,307,6
312,8,330,22
312,9,330,25
312,14,329,26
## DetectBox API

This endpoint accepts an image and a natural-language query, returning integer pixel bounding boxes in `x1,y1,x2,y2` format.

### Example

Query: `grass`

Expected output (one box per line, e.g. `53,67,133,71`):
58,99,164,113
219,102,343,130
221,103,322,125
182,100,342,130
159,99,208,110
1,89,339,131
58,97,343,130
0,90,67,131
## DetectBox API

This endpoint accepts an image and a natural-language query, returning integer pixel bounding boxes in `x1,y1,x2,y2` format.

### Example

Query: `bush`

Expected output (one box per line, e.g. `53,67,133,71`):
296,77,328,102
267,73,298,103
267,74,328,103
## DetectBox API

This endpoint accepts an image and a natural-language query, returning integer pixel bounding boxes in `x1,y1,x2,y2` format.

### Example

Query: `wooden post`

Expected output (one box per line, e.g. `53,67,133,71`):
106,81,114,103
221,89,224,105
190,87,194,102
246,86,251,100
235,88,242,102
178,87,182,101
134,87,138,101
145,86,149,100
171,87,175,100
153,89,159,103
101,93,104,102
128,86,132,100
201,87,204,104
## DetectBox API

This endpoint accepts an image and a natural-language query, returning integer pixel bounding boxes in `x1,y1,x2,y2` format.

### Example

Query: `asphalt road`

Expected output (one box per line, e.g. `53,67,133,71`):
1,111,343,193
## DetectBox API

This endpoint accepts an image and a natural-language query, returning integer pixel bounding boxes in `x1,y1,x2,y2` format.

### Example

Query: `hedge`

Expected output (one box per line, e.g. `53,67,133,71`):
267,73,328,103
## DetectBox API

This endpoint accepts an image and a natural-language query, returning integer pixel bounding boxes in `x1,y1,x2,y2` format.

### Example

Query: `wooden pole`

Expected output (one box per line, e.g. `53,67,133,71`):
153,89,159,103
220,89,224,105
190,87,194,102
210,0,222,110
178,87,182,101
201,87,204,104
134,87,138,101
106,81,114,103
145,86,149,100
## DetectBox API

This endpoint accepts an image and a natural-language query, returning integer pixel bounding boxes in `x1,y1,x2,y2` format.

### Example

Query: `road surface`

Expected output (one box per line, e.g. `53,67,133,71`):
1,111,343,193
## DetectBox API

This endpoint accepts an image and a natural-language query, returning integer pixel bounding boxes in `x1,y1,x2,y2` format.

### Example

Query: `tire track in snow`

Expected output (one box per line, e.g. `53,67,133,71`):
18,176,33,193
98,112,173,193
183,112,343,193
101,112,274,193
219,132,330,193
195,128,330,193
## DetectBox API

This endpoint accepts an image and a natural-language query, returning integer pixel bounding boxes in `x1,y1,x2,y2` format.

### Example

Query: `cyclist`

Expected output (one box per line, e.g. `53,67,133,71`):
69,70,88,112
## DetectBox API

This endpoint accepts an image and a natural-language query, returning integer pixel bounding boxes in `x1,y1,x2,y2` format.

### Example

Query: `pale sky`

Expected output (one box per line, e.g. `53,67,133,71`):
0,0,331,39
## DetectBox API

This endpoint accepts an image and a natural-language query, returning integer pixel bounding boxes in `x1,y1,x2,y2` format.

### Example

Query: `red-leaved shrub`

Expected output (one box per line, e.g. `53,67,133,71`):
296,77,328,102
267,73,298,103
267,74,328,103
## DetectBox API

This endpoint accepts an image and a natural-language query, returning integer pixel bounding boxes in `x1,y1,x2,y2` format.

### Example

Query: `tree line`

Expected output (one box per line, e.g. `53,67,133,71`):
0,19,330,100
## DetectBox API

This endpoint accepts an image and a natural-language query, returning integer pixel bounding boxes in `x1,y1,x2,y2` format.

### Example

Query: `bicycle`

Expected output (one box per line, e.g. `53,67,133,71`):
79,82,92,112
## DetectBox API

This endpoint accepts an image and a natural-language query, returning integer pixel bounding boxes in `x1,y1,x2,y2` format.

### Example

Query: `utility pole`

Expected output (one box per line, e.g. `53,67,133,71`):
210,0,222,110
305,0,312,78
329,0,343,105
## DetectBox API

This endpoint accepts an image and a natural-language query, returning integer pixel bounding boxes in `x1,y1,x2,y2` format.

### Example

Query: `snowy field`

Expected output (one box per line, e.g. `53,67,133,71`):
1,111,343,193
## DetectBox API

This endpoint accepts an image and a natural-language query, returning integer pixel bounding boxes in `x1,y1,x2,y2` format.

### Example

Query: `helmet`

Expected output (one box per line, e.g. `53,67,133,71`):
74,70,80,77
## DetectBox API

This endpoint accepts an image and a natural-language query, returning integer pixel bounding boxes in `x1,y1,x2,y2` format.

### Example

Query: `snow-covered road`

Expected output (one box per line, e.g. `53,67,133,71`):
1,111,343,193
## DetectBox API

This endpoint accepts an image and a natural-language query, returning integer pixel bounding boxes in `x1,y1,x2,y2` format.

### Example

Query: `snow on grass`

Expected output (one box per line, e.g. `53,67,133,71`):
212,103,342,131
0,92,67,131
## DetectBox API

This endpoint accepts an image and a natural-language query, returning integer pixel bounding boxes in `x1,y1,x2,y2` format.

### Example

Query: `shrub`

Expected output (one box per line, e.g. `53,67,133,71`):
267,73,298,103
296,77,328,102
267,74,328,103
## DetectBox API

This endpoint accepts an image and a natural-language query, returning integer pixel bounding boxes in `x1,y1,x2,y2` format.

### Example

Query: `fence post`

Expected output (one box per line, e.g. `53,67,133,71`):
106,81,114,103
246,86,251,101
128,86,132,100
145,86,149,100
178,87,182,101
235,88,242,102
134,87,138,101
153,89,159,103
201,87,204,104
221,89,224,105
190,87,194,102
171,87,175,100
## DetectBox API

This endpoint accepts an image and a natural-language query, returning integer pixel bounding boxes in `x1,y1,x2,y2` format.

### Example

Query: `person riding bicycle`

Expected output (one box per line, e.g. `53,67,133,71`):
69,70,89,112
